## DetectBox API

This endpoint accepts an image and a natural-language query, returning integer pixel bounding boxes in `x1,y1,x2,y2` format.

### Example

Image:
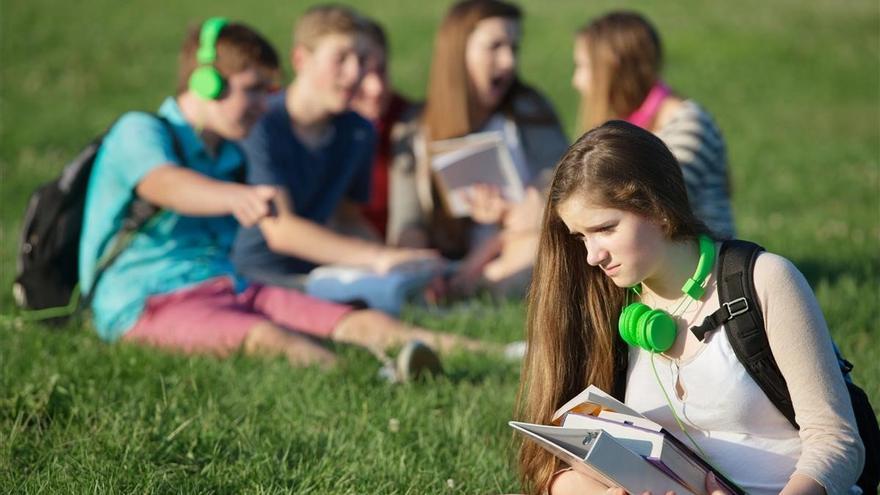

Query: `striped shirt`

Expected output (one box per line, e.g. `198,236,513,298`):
657,100,736,239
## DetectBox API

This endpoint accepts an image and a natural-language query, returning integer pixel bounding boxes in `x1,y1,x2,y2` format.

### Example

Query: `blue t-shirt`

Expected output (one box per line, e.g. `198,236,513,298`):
232,90,376,275
79,97,245,341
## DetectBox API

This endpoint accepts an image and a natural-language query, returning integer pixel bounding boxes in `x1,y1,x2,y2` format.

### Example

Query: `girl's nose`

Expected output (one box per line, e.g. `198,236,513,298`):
584,238,608,267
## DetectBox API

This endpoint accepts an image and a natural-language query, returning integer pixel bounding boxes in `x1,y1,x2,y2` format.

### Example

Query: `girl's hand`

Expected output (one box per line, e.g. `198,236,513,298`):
503,186,543,233
705,472,730,495
603,472,728,495
468,184,509,224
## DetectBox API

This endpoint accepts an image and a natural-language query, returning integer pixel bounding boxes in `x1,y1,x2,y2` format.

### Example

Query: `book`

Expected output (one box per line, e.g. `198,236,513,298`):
551,384,647,423
510,422,692,494
560,414,708,493
304,260,443,316
429,131,525,218
511,385,744,495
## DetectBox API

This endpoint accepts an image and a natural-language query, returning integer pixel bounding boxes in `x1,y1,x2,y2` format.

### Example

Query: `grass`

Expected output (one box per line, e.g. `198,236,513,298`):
1,0,878,492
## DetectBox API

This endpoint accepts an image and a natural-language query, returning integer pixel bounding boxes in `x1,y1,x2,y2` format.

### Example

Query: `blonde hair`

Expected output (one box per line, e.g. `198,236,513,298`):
575,11,663,131
292,4,365,51
516,121,709,494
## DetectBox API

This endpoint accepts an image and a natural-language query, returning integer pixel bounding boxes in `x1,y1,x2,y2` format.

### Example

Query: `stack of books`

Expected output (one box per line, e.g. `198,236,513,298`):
510,385,744,495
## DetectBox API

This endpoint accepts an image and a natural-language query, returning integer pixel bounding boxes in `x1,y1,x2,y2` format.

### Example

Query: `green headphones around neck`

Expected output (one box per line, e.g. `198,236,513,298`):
618,234,715,353
189,17,229,100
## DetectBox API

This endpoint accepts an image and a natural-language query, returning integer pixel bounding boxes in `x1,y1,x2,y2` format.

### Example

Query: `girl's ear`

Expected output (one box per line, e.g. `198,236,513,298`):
659,216,674,236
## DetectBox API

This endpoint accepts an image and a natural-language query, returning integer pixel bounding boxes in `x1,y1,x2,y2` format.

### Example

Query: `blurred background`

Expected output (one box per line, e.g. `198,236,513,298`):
1,0,877,492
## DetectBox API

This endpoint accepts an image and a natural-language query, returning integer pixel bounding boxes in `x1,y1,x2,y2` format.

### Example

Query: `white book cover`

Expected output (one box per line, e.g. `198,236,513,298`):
561,414,708,493
429,131,524,218
510,422,694,495
305,260,443,315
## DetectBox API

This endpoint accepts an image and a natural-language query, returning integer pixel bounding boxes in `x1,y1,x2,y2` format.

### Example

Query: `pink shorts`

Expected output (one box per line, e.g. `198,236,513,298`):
124,277,354,354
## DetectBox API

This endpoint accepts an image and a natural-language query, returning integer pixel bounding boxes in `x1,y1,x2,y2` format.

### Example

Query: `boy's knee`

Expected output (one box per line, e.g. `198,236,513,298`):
244,321,336,368
338,308,397,330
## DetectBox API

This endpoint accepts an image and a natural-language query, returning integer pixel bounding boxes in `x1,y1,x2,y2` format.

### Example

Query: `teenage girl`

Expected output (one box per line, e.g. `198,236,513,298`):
390,0,569,297
572,11,735,240
516,120,863,495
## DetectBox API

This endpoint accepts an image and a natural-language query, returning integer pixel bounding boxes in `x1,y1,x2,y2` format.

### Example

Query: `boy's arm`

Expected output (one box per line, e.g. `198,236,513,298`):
258,192,438,272
136,165,276,227
328,199,382,242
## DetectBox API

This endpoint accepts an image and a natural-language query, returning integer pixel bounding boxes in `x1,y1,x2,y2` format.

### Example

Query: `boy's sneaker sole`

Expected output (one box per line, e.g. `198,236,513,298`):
395,340,442,382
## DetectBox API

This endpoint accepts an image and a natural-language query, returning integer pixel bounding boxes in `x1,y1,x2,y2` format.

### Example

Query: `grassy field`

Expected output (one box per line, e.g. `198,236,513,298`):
1,0,878,492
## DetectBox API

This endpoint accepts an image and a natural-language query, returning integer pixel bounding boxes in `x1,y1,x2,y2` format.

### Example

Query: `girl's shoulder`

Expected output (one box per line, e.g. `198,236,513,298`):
507,83,560,123
754,249,799,277
751,249,812,300
660,100,720,131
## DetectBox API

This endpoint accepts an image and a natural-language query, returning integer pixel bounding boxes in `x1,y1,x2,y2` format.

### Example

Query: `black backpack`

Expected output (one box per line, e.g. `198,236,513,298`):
12,114,182,324
691,240,879,494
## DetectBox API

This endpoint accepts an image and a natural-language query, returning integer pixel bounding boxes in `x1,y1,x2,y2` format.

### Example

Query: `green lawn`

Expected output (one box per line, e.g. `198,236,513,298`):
2,0,878,492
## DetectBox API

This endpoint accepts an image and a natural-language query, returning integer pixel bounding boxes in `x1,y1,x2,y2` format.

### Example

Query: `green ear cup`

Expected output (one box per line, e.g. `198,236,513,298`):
189,17,228,100
620,303,676,352
617,235,716,353
641,310,676,352
619,302,650,347
190,66,225,100
623,303,647,336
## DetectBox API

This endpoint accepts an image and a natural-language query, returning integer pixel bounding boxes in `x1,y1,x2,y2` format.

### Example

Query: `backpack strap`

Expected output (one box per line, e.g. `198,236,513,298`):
689,240,761,341
692,240,799,429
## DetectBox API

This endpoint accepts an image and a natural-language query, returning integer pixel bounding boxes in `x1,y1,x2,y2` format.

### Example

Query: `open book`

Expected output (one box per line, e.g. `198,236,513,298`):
305,260,444,316
510,385,744,495
429,131,524,218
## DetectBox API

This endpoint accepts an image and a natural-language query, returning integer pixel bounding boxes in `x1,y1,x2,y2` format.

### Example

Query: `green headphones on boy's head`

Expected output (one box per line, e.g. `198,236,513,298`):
189,17,229,100
618,235,715,353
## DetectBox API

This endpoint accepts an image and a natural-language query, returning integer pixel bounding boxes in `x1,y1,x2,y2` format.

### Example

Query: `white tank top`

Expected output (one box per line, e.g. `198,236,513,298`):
626,325,801,494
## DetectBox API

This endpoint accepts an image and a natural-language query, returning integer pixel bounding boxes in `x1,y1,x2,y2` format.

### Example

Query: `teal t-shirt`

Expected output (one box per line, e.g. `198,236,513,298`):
79,97,244,341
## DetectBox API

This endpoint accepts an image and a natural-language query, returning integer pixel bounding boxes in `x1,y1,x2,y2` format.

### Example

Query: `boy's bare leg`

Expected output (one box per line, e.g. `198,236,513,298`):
243,321,337,368
330,309,497,355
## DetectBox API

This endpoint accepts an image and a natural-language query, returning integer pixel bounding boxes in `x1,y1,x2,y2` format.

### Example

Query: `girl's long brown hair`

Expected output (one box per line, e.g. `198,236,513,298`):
576,11,663,131
419,0,538,257
515,120,708,494
422,0,522,141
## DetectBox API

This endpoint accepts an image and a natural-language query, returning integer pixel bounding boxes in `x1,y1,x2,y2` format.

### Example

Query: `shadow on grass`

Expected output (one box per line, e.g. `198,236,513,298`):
790,255,880,288
441,354,521,386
